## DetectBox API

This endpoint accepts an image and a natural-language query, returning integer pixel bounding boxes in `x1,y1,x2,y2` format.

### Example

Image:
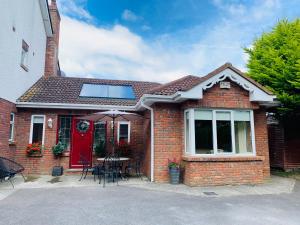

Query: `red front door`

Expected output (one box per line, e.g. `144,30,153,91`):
70,118,94,168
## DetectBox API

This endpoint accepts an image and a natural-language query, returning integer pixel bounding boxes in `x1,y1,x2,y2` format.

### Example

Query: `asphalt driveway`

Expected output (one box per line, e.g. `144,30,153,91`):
1,182,300,225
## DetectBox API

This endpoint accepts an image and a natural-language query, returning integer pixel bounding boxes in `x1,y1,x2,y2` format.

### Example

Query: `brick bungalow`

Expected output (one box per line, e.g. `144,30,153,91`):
1,0,277,186
9,62,275,186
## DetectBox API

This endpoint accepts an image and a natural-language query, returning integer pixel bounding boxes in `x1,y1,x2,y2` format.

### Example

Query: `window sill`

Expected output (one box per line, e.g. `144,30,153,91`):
20,64,28,72
8,141,16,146
182,155,264,162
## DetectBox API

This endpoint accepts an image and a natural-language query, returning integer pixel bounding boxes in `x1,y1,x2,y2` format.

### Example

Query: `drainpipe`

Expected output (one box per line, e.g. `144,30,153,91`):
140,101,154,182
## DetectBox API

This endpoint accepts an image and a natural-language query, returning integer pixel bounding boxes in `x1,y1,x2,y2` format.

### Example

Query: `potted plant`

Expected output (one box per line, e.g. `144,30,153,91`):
52,141,65,158
116,139,130,157
26,143,43,157
51,141,66,176
168,158,181,184
94,140,106,157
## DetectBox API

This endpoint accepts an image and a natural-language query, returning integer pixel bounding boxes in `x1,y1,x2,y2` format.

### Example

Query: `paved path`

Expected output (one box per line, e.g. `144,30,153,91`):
1,181,300,225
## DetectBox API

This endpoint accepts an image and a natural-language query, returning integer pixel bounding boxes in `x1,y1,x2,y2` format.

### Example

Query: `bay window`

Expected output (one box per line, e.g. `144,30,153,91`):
185,109,255,155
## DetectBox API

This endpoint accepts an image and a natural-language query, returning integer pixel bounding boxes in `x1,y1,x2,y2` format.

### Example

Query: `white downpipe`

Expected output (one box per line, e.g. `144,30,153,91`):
141,101,154,182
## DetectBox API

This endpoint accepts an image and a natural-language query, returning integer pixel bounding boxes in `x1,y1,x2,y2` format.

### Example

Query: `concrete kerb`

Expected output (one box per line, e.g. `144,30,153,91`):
0,175,296,201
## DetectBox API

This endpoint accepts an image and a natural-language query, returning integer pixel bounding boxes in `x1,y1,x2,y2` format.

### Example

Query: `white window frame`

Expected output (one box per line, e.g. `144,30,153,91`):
184,109,256,156
20,40,29,71
29,115,46,145
117,121,131,143
9,113,15,142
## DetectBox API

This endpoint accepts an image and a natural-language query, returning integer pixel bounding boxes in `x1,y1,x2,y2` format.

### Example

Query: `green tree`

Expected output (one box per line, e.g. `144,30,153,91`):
245,19,300,121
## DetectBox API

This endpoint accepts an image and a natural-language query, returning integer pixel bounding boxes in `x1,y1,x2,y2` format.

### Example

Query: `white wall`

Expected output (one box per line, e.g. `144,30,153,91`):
0,0,48,103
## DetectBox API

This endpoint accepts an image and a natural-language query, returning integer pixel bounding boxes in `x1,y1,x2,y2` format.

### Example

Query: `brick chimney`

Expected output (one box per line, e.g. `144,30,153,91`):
44,0,61,77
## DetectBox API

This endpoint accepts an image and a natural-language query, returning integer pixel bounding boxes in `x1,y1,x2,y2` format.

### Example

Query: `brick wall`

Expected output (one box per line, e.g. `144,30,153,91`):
153,80,270,186
183,156,264,186
44,0,60,77
13,108,147,175
0,98,17,159
153,103,183,182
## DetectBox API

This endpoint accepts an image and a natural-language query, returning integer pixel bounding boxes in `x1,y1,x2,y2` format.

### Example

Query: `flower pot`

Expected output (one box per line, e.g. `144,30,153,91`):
52,166,63,176
169,167,180,184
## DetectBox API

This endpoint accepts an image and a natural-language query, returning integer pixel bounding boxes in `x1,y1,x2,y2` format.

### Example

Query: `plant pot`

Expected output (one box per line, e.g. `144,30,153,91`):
169,167,180,184
27,153,43,157
52,166,63,176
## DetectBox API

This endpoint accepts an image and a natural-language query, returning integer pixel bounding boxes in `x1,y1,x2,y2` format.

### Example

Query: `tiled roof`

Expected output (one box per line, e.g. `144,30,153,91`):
147,75,204,95
18,63,272,106
147,63,273,96
18,77,160,106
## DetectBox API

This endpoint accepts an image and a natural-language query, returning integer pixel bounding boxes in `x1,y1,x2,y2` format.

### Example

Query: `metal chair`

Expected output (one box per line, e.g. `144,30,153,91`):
99,155,121,187
0,156,25,188
78,153,92,181
125,158,142,180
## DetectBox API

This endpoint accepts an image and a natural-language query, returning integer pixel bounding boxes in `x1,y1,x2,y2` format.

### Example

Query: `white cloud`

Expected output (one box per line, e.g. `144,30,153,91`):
57,0,92,21
121,9,139,22
58,0,294,83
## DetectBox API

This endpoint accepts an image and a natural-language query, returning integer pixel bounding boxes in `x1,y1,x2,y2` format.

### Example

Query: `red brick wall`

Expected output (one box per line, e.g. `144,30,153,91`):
183,156,264,186
13,108,147,175
153,103,183,182
254,108,270,178
0,98,17,159
44,0,60,77
153,80,270,185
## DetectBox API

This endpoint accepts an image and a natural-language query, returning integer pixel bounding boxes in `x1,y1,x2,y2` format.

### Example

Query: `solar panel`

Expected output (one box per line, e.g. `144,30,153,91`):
79,84,135,99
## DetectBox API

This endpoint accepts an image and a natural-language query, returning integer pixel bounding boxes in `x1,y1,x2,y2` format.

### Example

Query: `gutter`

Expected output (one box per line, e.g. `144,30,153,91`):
15,102,137,111
39,0,53,37
140,100,155,182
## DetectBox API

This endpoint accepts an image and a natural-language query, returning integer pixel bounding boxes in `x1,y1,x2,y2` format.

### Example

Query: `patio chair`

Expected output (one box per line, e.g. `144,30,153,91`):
125,158,142,180
78,153,92,181
0,156,25,188
99,155,120,187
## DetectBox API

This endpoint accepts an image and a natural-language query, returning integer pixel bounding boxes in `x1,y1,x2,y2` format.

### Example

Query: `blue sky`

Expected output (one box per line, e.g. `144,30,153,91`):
57,0,300,82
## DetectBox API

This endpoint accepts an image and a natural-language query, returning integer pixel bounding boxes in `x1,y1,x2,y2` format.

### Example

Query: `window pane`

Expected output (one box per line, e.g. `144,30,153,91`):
9,124,13,140
58,116,72,150
94,123,106,146
185,111,190,153
194,110,213,120
32,123,43,144
10,113,14,122
195,120,213,154
234,111,250,121
119,124,129,141
216,112,232,153
216,111,231,121
33,116,44,124
235,121,253,153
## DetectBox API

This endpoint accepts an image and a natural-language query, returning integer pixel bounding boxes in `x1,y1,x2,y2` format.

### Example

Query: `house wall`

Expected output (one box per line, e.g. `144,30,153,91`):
0,0,48,102
12,108,147,175
0,98,17,159
153,80,270,186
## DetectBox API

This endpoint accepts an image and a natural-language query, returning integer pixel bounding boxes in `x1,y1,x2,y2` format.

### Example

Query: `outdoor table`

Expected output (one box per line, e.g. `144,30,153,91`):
96,157,131,181
96,157,130,162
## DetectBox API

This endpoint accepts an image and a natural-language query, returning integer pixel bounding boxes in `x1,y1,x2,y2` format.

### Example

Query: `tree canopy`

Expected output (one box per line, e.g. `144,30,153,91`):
245,19,300,121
